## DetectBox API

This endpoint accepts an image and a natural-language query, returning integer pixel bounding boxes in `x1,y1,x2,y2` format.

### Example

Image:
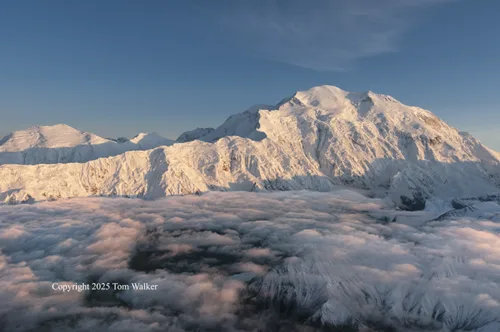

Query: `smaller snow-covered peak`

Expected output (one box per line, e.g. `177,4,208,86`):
176,128,215,143
130,132,173,149
0,124,108,152
0,125,175,165
130,132,156,142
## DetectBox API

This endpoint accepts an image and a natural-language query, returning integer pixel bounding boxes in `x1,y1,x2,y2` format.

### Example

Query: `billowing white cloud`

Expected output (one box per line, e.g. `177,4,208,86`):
203,0,457,71
0,189,499,331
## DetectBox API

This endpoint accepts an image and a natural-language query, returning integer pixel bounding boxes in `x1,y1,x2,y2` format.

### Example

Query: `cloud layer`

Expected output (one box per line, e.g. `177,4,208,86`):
203,0,455,71
0,189,499,331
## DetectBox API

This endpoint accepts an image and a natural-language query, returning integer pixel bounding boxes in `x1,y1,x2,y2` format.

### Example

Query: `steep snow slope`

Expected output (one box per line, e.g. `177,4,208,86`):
1,86,499,209
0,124,173,165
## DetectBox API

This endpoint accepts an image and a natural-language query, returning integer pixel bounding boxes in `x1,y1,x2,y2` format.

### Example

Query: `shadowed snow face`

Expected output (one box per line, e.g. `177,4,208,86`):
0,190,499,331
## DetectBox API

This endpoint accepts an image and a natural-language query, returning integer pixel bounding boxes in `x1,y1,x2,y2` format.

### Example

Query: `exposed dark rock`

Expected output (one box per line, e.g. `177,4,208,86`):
400,193,426,211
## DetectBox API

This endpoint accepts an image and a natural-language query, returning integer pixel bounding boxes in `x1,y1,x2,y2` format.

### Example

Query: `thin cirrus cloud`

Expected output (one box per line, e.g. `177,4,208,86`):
203,0,456,71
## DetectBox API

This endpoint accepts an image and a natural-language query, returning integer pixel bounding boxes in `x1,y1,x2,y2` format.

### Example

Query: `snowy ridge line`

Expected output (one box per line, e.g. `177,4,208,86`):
0,85,499,210
0,124,174,165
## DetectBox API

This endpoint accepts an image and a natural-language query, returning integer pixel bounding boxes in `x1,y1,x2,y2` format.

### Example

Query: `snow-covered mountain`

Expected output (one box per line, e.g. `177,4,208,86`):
0,124,173,165
129,132,174,150
176,127,215,143
1,86,499,210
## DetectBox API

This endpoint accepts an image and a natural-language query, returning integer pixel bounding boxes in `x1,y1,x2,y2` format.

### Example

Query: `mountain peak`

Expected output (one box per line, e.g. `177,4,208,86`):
37,123,74,129
129,132,173,149
131,132,158,141
180,85,448,145
287,85,348,108
278,85,401,113
176,127,215,143
0,124,108,152
0,125,174,165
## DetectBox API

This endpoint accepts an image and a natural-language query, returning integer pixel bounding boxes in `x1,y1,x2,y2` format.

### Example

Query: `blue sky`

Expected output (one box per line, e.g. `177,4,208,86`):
0,0,499,149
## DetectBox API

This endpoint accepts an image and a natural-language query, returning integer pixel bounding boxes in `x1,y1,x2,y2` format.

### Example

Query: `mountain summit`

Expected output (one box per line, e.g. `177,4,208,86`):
0,124,108,151
0,125,173,165
1,86,498,210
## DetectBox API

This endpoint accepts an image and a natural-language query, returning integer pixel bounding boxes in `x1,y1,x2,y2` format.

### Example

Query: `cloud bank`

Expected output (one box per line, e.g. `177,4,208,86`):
0,189,499,331
203,0,456,71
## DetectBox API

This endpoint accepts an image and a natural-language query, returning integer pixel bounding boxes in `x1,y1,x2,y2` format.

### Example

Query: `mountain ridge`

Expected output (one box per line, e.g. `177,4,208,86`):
0,124,174,165
1,85,498,211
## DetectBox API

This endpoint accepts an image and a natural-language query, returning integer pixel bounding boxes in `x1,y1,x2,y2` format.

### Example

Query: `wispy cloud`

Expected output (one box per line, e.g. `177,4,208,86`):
204,0,456,71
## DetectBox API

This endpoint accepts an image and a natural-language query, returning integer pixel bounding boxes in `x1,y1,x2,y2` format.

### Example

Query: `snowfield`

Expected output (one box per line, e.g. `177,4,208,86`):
1,86,499,211
1,190,499,331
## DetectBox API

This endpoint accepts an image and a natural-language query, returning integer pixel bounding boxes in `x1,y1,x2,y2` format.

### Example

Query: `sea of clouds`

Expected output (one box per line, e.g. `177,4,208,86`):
1,189,499,331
